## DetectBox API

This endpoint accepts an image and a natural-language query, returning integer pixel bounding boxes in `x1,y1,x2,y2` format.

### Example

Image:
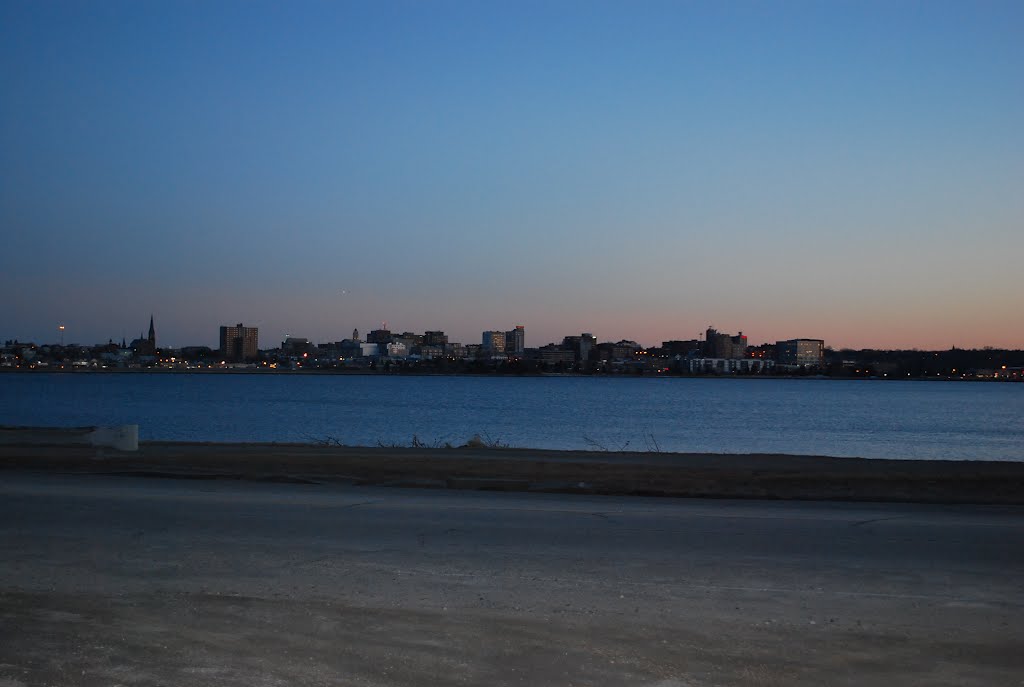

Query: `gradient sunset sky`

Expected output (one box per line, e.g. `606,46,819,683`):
2,1,1022,350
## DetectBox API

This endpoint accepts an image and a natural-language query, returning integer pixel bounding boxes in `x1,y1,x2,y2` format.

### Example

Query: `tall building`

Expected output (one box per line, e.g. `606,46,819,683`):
482,330,506,353
148,315,156,350
776,339,825,367
424,330,448,346
705,328,748,359
368,329,392,344
220,323,259,362
579,332,596,362
504,325,525,354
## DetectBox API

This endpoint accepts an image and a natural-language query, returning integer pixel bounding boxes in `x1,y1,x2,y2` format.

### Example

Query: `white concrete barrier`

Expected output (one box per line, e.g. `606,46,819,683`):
89,425,139,451
0,425,139,451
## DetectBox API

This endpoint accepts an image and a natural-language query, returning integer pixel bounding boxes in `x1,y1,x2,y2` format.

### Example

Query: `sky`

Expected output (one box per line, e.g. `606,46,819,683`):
2,1,1022,350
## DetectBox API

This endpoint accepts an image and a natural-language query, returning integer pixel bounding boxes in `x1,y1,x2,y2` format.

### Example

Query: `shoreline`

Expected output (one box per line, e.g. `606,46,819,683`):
1,367,1018,382
3,441,1023,504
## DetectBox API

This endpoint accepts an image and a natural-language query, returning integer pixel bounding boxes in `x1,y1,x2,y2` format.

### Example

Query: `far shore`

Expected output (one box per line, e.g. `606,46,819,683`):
2,441,1023,505
0,367,1016,382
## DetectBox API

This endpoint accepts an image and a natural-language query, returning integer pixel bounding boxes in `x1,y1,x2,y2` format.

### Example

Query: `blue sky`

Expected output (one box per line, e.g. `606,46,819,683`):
2,1,1022,349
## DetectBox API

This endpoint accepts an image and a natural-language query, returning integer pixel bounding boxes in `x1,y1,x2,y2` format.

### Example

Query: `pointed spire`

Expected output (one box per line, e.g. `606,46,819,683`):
148,315,155,344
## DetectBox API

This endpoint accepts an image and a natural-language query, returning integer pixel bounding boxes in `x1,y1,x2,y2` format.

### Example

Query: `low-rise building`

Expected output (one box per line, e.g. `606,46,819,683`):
776,339,825,368
685,358,775,374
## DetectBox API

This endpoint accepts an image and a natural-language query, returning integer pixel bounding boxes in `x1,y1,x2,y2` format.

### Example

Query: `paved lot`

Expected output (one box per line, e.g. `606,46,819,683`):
1,472,1022,686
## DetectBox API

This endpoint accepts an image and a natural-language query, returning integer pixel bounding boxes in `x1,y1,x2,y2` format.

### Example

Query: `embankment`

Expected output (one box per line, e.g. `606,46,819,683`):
2,442,1023,504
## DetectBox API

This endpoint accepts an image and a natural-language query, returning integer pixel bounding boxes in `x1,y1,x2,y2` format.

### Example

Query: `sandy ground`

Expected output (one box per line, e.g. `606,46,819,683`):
2,441,1024,503
1,473,1022,686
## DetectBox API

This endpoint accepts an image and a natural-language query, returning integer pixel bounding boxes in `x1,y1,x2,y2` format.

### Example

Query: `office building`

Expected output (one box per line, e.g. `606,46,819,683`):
776,339,825,367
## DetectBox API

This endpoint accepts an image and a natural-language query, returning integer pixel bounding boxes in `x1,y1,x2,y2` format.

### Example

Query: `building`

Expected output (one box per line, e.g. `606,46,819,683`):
482,330,506,353
444,342,467,358
685,358,775,375
776,339,825,368
129,315,157,357
504,326,525,355
424,331,448,346
367,329,392,344
383,342,407,358
705,328,748,359
418,345,445,359
661,340,700,357
579,333,596,362
220,323,259,362
538,344,576,365
282,337,313,355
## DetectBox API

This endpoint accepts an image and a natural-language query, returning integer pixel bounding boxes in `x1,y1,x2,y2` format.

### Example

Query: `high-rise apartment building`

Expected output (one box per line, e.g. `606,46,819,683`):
219,323,259,362
579,332,596,362
482,331,506,353
504,325,525,354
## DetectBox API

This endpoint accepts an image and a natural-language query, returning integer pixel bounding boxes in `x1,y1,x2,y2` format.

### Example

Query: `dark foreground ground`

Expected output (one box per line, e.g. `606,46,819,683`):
1,471,1022,686
3,441,1024,503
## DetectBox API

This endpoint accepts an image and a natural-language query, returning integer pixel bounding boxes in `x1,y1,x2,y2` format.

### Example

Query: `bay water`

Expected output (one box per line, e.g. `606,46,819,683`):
1,373,1021,461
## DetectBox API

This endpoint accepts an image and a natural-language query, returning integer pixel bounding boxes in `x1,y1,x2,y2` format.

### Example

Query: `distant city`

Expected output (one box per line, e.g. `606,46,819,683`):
2,317,1022,380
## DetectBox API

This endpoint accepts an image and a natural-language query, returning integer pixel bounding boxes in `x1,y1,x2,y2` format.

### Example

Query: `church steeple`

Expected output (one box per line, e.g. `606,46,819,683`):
148,315,156,346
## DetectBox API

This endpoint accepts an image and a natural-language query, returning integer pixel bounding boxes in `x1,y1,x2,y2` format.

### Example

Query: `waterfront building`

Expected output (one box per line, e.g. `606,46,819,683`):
608,340,641,360
579,333,596,362
685,358,775,374
482,331,506,353
539,344,576,365
776,339,825,368
368,329,392,344
504,325,525,355
661,340,700,356
219,323,259,362
705,328,748,359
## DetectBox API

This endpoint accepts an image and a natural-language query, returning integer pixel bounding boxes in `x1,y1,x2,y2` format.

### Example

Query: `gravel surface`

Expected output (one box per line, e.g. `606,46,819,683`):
2,473,1022,686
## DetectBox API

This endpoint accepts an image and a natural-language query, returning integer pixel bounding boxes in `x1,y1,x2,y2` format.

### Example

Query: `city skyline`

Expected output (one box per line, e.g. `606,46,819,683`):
5,311,1023,354
2,2,1022,351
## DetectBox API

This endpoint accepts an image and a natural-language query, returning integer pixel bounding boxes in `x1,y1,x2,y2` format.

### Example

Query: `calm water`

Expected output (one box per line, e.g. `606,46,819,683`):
2,373,1022,461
